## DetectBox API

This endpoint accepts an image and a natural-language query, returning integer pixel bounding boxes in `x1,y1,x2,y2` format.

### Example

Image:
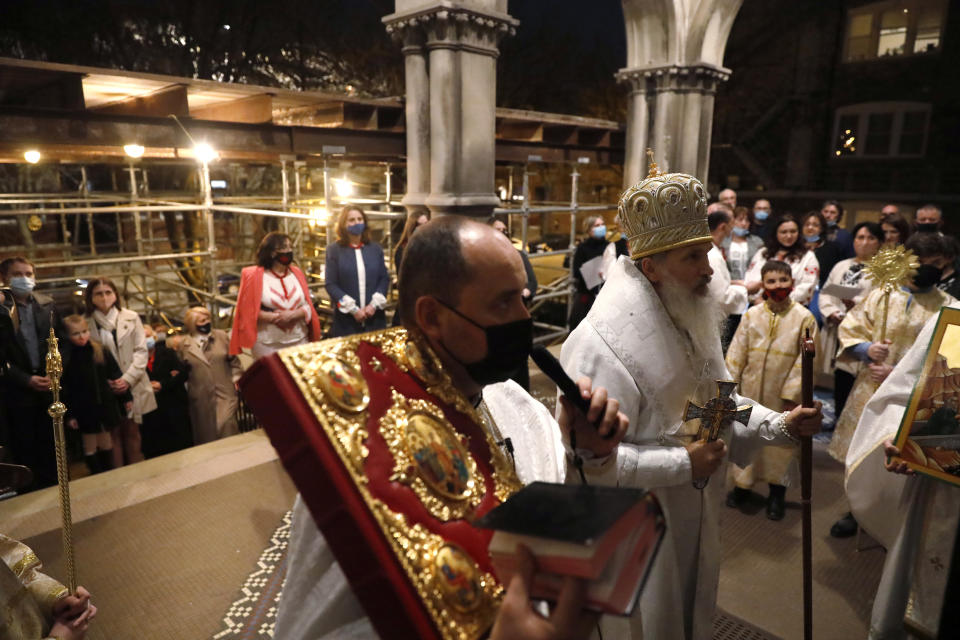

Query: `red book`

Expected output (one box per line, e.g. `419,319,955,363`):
239,330,523,640
477,482,666,616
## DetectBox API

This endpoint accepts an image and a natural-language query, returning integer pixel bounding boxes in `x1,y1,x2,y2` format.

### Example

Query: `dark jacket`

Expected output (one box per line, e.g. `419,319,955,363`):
62,342,129,433
325,242,390,337
142,343,193,457
0,290,62,407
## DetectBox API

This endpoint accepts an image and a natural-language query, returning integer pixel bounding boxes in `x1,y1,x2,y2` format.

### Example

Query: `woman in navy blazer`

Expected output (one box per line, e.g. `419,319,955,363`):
325,205,390,337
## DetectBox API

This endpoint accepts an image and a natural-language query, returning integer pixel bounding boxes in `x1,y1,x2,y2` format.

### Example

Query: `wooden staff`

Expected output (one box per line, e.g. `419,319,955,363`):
800,327,815,640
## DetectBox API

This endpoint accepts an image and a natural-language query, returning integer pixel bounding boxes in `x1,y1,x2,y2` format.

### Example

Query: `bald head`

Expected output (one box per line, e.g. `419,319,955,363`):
399,216,521,327
718,189,737,208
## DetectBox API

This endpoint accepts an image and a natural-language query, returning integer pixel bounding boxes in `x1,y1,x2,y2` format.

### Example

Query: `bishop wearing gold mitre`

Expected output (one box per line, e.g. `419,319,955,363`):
240,216,627,640
559,167,823,640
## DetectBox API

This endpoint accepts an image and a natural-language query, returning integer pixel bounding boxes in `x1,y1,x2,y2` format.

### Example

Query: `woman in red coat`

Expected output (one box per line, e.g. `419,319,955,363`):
229,232,322,358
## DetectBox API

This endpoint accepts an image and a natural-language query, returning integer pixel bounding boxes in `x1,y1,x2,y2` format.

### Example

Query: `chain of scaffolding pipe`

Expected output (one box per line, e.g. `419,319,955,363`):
1,162,617,343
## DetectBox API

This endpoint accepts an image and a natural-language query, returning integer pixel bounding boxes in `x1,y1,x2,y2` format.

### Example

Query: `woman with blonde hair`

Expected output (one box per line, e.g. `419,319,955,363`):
61,314,129,474
180,306,242,445
325,205,390,337
84,277,153,466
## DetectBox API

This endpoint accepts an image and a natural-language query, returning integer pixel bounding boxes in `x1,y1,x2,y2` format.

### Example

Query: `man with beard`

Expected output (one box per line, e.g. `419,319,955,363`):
559,171,822,640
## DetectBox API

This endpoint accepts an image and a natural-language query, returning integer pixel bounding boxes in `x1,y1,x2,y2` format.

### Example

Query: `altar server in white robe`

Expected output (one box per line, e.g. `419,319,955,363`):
846,304,960,639
706,206,748,316
275,217,629,640
560,171,823,640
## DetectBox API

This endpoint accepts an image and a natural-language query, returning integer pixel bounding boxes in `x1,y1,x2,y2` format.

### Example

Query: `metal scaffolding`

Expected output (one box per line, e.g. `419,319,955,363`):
1,159,617,344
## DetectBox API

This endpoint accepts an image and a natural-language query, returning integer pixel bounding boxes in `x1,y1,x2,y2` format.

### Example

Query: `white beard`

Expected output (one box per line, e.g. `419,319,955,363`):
658,274,727,380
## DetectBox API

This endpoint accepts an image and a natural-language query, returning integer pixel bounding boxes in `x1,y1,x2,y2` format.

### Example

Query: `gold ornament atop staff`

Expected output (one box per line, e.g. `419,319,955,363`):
646,148,664,178
45,323,77,594
863,245,920,343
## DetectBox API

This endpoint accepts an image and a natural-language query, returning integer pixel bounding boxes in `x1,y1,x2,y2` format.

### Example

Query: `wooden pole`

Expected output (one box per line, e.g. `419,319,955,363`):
800,328,815,640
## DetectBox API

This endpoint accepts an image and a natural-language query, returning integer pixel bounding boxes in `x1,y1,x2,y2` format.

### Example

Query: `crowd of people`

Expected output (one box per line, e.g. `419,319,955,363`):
700,190,958,534
1,185,955,638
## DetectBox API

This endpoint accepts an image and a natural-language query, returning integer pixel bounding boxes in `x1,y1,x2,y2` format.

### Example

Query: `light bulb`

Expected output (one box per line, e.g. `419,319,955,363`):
23,150,41,164
124,144,145,159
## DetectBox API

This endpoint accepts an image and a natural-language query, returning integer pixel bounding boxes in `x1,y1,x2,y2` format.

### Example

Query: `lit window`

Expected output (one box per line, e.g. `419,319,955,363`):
844,0,945,62
832,103,930,159
877,10,908,57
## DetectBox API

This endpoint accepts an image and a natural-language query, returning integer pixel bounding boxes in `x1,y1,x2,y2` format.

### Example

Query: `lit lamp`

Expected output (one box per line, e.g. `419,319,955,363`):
123,144,145,159
194,143,219,164
333,177,354,199
24,150,41,164
309,207,330,228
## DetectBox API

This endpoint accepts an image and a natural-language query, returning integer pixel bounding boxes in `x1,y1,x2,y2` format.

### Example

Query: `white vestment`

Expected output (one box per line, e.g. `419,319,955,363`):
846,305,960,639
707,244,748,316
273,379,568,639
559,256,790,640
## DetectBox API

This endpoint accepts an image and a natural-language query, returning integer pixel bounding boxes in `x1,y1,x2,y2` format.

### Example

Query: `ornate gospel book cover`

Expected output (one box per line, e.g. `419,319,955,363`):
239,328,525,640
892,307,960,487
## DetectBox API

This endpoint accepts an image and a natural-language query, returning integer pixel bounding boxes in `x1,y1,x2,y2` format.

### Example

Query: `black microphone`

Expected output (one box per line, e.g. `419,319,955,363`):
530,344,614,438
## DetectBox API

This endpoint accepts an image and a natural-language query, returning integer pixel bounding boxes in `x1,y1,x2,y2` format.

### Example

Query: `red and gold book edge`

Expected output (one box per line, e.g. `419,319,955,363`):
487,499,651,579
240,353,439,640
489,514,665,615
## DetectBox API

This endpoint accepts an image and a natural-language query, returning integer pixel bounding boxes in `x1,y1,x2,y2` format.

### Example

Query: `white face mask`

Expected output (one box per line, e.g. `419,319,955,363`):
8,276,36,295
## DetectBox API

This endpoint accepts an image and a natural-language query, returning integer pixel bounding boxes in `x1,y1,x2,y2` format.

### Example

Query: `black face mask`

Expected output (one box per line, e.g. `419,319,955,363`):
196,323,213,335
436,299,533,386
275,251,294,266
915,223,939,234
913,264,943,289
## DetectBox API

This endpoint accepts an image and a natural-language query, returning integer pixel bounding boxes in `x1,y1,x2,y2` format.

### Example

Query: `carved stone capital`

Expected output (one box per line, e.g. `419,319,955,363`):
384,3,518,57
616,63,731,95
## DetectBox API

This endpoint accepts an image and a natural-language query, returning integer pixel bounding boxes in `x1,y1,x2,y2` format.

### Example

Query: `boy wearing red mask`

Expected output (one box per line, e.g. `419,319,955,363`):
724,260,818,519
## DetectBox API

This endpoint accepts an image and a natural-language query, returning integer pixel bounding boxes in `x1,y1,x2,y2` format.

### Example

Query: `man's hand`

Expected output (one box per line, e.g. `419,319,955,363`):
489,545,598,640
51,586,97,639
67,418,79,430
557,377,628,457
869,362,893,384
867,339,891,363
109,378,129,394
352,309,367,322
53,586,93,620
28,375,51,392
784,402,823,439
150,380,162,392
685,438,727,479
883,439,916,475
827,311,845,326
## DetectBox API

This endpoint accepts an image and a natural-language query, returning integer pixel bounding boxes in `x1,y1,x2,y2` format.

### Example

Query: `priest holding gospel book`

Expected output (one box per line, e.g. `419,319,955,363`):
560,167,823,640
251,217,630,640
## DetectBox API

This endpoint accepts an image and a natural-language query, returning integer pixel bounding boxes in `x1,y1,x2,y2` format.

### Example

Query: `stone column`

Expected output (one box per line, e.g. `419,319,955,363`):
399,29,431,214
617,63,729,185
384,1,517,218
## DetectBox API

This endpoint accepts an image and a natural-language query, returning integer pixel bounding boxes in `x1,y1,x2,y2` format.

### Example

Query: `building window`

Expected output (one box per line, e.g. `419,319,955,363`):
832,103,930,158
843,0,946,62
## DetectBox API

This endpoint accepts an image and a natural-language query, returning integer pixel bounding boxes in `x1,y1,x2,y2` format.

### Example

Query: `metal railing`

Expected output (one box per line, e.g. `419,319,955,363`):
1,160,617,344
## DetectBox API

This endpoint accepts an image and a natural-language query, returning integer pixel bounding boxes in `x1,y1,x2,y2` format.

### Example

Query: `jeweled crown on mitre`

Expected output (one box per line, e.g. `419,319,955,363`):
618,161,711,259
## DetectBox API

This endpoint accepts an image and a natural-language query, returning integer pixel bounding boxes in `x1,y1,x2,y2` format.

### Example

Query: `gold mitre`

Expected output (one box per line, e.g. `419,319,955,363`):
618,170,711,259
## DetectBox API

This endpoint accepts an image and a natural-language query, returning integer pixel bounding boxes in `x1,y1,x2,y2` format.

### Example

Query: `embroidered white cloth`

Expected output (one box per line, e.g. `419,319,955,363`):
559,255,789,640
846,305,960,638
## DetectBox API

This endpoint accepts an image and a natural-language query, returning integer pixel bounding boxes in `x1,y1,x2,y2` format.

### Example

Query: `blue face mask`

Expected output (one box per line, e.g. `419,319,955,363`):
347,222,366,236
732,226,750,237
145,337,156,350
826,219,838,228
592,225,607,240
804,234,820,243
754,210,769,222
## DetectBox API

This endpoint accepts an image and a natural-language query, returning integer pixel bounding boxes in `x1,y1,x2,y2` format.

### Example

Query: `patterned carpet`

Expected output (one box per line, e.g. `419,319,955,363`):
213,512,292,639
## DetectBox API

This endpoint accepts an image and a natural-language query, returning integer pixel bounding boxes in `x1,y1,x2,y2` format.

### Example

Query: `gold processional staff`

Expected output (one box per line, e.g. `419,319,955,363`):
46,322,77,593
